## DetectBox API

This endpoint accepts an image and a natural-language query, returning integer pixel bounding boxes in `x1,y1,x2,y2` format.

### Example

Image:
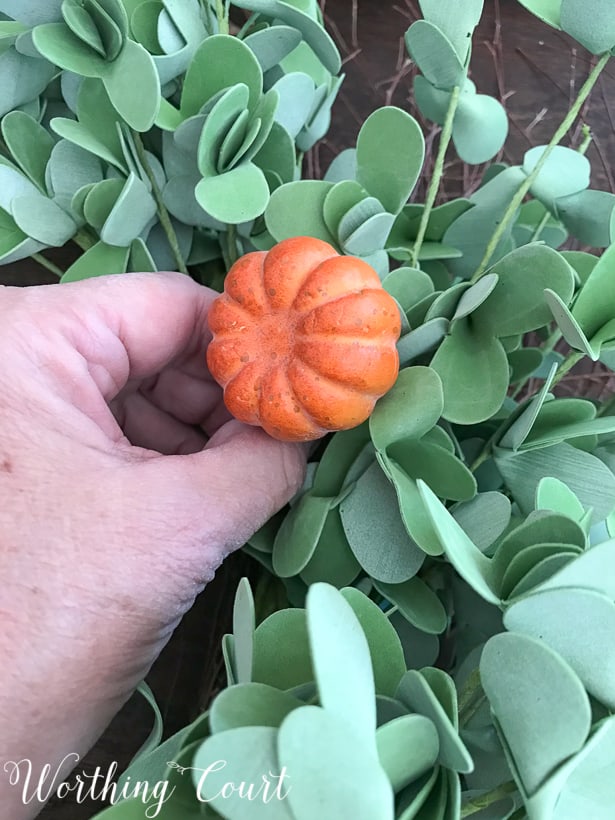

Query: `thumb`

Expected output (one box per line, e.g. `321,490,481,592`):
138,420,308,574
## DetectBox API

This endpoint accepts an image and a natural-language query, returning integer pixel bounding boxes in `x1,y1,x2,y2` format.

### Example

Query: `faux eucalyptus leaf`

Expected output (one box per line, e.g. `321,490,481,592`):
356,107,425,215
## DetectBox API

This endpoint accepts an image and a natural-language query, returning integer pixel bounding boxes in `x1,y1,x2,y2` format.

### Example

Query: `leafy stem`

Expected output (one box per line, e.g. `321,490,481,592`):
32,253,64,278
216,0,229,34
226,224,239,268
460,781,518,817
550,349,585,387
411,85,461,268
132,131,189,275
471,51,611,283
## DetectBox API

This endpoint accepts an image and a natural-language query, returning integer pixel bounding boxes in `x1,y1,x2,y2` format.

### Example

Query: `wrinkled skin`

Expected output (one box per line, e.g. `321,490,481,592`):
0,271,306,819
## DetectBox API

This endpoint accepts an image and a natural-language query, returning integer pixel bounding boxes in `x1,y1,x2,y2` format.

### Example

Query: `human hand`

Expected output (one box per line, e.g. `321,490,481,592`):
0,271,307,819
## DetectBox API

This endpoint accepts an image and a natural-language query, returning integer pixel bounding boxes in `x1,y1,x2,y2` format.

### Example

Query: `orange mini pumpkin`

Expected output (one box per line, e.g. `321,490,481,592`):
206,236,402,441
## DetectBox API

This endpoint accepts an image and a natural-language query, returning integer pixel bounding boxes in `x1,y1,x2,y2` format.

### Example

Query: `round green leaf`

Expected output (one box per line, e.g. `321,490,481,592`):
504,587,615,708
252,608,313,690
452,492,512,554
101,38,160,131
243,24,302,73
265,179,336,244
453,92,509,165
272,493,333,578
195,162,270,224
356,107,425,215
370,366,444,451
376,714,439,792
341,587,407,697
405,19,464,88
60,240,130,282
12,192,76,245
193,726,294,819
380,458,443,556
181,33,262,117
480,632,591,796
561,0,615,53
307,583,377,745
396,669,473,774
418,481,500,604
278,706,394,820
473,244,575,337
300,507,362,587
375,577,447,635
430,319,509,424
524,145,590,209
339,461,426,584
209,683,301,734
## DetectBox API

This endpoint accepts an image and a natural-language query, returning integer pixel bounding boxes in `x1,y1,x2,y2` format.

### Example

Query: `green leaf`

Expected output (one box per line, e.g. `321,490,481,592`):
452,273,499,321
524,145,590,210
397,318,449,366
405,20,464,89
278,706,394,820
100,173,157,247
128,237,157,272
0,45,56,118
193,726,294,819
300,507,361,587
453,91,509,165
307,583,377,745
252,608,313,690
60,239,130,281
252,120,296,184
535,477,586,522
504,588,615,709
370,366,444,452
197,83,250,176
572,241,615,343
341,587,407,697
47,139,104,215
234,0,341,74
386,439,476,502
472,244,575,337
536,538,615,598
417,0,483,62
381,458,443,556
32,21,108,76
452,492,512,553
12,193,77,245
1,110,54,191
339,461,425,584
323,180,369,238
195,162,270,224
243,24,302,72
430,319,509,424
544,288,596,358
376,714,440,792
480,632,591,796
272,492,333,577
356,107,425,215
181,34,262,117
209,682,301,733
375,577,447,635
101,38,160,130
495,442,615,525
312,422,371,497
418,481,500,604
232,577,254,685
396,669,473,774
561,0,615,53
271,71,315,138
265,179,336,244
556,189,615,248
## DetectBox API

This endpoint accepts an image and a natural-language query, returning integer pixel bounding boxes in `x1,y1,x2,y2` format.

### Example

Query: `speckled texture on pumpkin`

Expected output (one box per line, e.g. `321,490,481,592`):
207,236,402,441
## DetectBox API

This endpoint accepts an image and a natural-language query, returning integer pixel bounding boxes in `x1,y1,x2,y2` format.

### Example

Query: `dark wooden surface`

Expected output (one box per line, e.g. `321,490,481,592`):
3,2,615,817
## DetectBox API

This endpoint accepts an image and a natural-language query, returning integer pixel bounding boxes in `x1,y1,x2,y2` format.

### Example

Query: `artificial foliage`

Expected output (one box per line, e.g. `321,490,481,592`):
3,0,615,818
